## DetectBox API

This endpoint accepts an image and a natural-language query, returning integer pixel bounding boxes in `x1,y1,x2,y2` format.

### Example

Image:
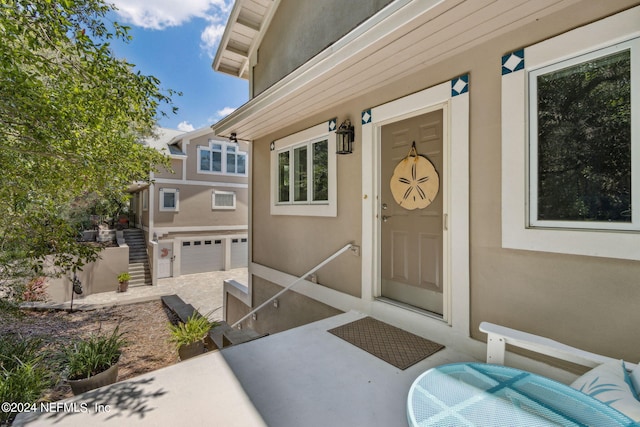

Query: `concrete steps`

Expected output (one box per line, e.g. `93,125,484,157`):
208,321,268,350
124,229,151,287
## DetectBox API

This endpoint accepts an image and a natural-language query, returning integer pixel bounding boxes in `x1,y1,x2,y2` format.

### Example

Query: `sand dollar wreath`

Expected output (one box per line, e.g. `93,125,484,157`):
390,142,439,210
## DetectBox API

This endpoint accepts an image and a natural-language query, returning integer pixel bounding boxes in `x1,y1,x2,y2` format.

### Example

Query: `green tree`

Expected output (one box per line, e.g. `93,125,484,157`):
0,1,173,293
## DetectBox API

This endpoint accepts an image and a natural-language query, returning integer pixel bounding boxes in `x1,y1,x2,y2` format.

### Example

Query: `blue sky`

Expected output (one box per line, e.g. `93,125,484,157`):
107,0,248,132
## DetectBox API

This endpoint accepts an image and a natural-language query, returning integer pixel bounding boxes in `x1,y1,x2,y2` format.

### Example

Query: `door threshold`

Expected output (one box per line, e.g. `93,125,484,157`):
375,297,444,321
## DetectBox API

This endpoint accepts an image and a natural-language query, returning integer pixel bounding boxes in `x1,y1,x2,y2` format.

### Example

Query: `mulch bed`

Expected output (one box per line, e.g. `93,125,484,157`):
0,300,181,401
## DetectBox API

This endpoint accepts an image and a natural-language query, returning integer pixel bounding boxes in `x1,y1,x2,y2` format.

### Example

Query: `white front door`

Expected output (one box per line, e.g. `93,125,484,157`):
380,109,445,315
158,242,173,278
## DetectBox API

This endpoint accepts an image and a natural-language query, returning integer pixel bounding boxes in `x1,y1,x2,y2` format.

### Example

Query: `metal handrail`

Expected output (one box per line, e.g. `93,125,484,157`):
231,242,354,328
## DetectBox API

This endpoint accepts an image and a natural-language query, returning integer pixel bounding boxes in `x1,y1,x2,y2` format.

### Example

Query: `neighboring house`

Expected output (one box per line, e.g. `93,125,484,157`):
130,126,249,281
212,0,640,362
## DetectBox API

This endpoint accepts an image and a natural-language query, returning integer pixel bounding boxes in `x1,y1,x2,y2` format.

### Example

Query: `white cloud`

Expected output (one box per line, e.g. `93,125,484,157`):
177,121,195,132
111,0,232,57
111,0,232,36
200,22,227,58
207,106,237,125
217,107,236,117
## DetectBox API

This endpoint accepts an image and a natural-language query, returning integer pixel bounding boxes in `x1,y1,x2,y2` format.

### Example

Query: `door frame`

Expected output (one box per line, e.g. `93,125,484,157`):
361,78,469,332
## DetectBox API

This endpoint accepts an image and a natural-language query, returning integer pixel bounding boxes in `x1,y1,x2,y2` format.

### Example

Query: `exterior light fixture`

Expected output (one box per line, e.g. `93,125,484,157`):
336,119,354,154
229,132,238,144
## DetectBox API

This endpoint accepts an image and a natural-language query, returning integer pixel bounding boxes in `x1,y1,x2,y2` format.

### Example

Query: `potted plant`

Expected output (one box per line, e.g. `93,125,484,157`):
63,327,126,395
168,313,216,361
117,272,130,292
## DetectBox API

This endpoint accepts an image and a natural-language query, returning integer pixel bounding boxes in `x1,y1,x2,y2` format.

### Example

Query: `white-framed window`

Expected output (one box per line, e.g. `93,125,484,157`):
197,140,247,175
501,6,640,260
270,121,337,216
212,190,236,210
159,188,179,212
142,189,148,211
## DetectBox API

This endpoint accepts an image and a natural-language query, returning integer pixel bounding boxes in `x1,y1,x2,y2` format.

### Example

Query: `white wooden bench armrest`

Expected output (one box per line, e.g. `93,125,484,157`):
479,322,618,368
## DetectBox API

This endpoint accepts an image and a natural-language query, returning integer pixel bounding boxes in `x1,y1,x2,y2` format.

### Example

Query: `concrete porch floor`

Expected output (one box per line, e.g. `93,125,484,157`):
15,311,476,426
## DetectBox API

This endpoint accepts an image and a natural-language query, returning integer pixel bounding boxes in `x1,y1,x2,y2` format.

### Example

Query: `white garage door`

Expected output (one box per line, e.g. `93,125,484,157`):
181,239,224,275
230,238,248,269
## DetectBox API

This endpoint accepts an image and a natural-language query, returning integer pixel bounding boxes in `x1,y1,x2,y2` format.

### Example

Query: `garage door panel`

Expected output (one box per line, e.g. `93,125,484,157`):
181,240,224,275
230,238,248,269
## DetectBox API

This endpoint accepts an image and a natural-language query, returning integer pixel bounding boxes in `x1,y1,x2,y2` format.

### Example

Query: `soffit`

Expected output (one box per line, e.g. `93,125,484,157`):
213,0,278,79
212,0,581,141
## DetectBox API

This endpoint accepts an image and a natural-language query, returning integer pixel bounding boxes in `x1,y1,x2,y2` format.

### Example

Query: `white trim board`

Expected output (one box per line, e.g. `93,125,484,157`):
361,79,470,335
501,6,640,261
153,178,248,189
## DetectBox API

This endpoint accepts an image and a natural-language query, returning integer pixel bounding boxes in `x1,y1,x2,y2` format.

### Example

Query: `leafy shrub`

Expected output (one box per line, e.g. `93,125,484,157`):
168,313,216,348
0,335,42,372
0,335,51,425
63,327,126,380
117,272,130,282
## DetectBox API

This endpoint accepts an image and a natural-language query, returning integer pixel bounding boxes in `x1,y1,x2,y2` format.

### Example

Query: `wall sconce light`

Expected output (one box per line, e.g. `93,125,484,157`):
229,132,238,144
336,119,354,155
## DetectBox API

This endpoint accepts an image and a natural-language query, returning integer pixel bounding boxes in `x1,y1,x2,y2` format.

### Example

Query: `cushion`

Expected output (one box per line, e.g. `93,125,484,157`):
630,363,640,400
571,360,640,421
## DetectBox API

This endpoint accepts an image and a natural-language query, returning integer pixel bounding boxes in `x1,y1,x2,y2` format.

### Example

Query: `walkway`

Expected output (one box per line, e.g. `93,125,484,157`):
26,269,247,322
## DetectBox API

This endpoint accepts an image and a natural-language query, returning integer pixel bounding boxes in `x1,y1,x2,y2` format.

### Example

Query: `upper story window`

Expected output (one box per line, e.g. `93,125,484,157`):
270,121,337,216
198,140,247,176
501,6,640,260
159,188,179,212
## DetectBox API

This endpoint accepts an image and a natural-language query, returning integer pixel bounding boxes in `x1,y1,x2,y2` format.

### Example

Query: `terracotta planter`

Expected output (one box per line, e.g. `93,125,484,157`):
68,363,119,395
118,280,129,292
178,341,205,361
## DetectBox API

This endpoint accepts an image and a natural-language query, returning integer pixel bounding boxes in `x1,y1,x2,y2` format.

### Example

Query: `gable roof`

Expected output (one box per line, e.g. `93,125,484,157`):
212,0,280,79
141,127,186,156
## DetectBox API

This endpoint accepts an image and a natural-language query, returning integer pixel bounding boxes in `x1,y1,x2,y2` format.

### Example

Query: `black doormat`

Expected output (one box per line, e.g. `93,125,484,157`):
328,316,444,370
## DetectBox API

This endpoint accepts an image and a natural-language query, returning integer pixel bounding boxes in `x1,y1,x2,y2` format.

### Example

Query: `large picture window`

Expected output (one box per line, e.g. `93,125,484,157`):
501,6,640,260
530,47,633,230
198,140,247,175
271,122,336,216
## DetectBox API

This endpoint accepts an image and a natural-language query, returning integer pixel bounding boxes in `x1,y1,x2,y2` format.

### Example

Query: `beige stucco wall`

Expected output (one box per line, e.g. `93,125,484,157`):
46,246,129,303
253,0,394,95
153,183,248,228
252,104,363,297
250,0,640,360
154,158,182,180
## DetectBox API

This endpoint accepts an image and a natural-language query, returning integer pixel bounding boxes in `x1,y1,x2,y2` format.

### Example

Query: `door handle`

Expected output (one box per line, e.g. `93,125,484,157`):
382,215,392,223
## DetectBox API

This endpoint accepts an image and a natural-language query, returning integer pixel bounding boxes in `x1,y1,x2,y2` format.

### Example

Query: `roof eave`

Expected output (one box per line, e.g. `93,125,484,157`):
212,0,280,80
212,0,583,142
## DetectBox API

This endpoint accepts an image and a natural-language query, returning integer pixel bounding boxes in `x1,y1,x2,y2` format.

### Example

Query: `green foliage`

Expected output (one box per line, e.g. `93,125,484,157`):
0,0,174,290
117,272,130,282
537,50,631,222
62,326,126,380
0,335,52,424
168,313,216,349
